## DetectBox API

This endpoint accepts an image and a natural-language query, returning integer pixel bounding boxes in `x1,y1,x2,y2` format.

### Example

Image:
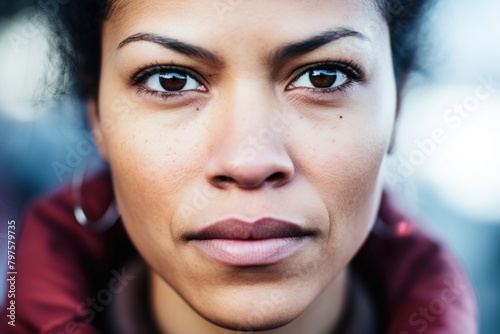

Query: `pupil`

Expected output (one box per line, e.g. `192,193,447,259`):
309,69,337,88
159,72,188,91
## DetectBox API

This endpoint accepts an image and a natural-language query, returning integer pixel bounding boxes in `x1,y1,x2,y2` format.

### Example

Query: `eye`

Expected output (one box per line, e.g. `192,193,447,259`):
144,71,203,92
291,68,349,90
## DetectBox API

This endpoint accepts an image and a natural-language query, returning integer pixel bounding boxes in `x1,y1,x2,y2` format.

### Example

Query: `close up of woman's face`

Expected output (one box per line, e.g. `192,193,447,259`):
93,0,397,331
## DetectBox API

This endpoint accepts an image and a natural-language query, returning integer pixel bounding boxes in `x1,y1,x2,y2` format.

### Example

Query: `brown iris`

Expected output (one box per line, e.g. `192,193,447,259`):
309,69,338,88
159,72,188,91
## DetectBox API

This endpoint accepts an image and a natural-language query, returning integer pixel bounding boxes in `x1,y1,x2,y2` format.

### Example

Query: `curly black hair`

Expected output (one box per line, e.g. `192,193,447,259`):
48,0,434,98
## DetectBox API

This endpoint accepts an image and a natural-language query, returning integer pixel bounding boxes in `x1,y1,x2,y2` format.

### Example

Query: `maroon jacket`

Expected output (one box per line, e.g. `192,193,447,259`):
5,171,478,333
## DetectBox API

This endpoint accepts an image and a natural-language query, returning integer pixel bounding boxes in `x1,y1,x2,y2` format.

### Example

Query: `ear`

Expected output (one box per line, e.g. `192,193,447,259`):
388,73,409,154
87,98,109,160
388,88,402,154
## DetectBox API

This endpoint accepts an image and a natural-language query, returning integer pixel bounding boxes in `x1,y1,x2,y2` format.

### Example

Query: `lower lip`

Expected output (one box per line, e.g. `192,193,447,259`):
190,237,309,266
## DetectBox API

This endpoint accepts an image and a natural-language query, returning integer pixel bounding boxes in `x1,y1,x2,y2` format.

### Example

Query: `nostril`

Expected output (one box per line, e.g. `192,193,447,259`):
267,172,284,183
214,175,233,183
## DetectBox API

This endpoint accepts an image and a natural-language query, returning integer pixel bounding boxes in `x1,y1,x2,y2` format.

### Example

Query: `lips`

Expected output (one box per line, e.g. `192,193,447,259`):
186,218,313,266
187,218,309,240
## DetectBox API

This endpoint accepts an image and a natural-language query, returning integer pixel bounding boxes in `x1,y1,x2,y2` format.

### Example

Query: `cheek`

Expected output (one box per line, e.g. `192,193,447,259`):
289,100,394,258
98,105,206,254
317,128,387,218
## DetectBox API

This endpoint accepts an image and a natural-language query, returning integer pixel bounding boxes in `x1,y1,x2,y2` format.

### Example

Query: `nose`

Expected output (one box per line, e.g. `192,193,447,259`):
206,147,295,189
205,92,295,190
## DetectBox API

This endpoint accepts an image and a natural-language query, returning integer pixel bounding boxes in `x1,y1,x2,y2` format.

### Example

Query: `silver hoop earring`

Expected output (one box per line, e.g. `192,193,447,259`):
72,160,119,232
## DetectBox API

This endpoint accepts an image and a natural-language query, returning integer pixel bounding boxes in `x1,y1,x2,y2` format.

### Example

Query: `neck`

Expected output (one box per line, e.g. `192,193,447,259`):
150,268,349,334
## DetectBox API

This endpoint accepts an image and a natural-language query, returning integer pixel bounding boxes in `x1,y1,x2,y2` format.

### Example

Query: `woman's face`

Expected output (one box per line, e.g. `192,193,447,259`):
94,0,396,330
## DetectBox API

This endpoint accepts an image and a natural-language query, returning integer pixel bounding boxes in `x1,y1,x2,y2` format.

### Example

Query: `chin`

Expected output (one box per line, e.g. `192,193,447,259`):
200,308,299,332
185,286,312,332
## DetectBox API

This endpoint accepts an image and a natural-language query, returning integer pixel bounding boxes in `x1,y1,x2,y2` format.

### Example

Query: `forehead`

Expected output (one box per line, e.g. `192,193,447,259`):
105,0,385,44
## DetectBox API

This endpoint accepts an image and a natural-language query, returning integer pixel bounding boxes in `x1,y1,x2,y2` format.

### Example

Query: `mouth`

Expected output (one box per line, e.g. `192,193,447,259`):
185,218,314,266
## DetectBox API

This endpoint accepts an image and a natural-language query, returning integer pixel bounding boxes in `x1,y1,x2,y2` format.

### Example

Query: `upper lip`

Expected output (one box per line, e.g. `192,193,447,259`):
186,218,312,240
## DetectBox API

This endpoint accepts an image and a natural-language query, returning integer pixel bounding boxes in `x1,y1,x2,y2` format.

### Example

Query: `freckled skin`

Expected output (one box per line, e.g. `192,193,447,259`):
91,0,397,333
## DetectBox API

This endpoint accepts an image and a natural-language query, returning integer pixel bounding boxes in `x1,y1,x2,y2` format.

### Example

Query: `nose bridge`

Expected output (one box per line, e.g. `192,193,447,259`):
205,80,294,189
231,85,274,139
215,79,282,152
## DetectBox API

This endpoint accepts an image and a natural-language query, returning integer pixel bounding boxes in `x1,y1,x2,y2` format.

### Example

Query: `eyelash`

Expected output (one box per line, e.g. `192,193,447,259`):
287,59,363,95
130,63,203,101
130,60,363,101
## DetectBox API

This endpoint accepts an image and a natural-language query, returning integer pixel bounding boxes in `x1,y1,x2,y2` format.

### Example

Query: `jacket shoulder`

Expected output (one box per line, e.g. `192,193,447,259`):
14,171,119,334
357,195,478,334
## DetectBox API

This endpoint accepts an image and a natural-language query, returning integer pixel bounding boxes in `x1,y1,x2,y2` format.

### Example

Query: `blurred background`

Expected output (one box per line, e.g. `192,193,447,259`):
0,0,499,333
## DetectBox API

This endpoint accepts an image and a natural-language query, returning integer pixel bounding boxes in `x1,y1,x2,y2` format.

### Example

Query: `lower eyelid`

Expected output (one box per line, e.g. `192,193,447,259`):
133,84,210,104
288,80,357,95
134,86,184,102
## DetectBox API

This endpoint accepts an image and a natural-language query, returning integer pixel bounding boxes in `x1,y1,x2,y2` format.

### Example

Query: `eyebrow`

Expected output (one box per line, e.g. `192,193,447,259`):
117,33,221,64
117,28,367,65
271,28,368,64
